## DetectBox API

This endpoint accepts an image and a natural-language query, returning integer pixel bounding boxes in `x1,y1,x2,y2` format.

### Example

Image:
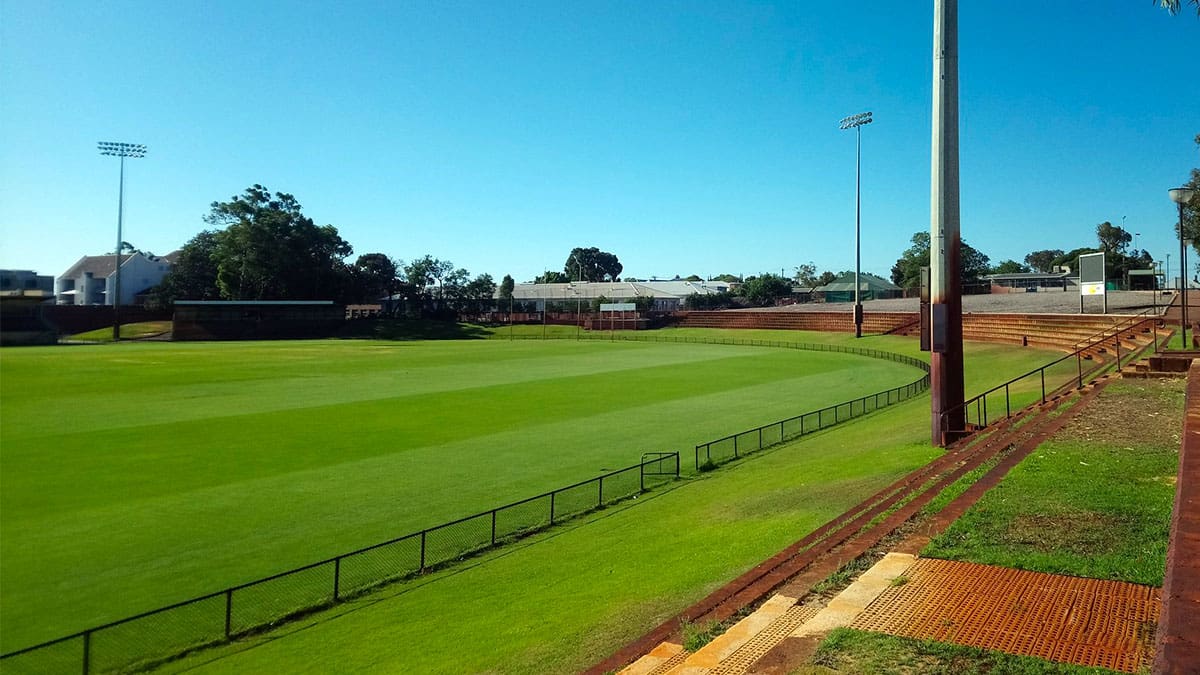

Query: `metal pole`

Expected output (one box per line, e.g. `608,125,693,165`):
929,0,964,446
855,124,862,338
1181,202,1189,350
113,155,124,341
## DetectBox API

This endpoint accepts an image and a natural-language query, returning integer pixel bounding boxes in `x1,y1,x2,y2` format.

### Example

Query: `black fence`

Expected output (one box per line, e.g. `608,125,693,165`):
937,312,1163,442
0,454,679,675
694,358,930,470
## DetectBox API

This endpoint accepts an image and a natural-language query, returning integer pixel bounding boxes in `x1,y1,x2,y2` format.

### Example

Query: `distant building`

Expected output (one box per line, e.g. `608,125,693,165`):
0,269,54,295
814,273,903,303
55,252,176,306
983,271,1072,291
503,279,731,311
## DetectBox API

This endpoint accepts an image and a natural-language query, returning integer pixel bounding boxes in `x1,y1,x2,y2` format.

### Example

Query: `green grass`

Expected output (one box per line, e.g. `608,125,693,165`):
810,628,1120,674
0,327,1072,673
922,379,1182,586
0,335,921,651
69,320,173,341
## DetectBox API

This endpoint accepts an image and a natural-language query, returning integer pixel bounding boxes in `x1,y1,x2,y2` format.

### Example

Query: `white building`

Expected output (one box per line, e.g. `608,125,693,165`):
55,252,176,306
503,279,731,312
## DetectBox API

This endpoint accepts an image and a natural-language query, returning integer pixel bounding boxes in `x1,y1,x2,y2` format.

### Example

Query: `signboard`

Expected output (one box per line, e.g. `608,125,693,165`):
1078,251,1107,313
600,303,636,312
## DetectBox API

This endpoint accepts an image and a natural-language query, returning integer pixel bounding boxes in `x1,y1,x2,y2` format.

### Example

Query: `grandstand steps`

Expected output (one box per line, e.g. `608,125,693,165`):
597,390,1091,675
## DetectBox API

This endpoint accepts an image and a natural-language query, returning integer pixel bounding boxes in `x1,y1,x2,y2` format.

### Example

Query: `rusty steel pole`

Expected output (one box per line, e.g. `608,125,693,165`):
929,0,964,446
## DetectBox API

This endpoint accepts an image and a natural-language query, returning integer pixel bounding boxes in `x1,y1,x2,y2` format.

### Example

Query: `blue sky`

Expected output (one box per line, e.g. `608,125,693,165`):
1,1,1196,284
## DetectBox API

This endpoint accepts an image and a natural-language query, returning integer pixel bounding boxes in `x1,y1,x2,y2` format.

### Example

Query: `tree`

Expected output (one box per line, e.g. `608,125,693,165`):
1024,249,1064,273
816,271,838,286
565,247,622,282
204,185,353,300
713,273,742,283
684,274,703,282
352,253,400,302
404,255,456,312
535,270,569,284
1096,221,1132,254
155,230,221,303
890,232,990,289
1177,134,1200,259
1159,0,1200,16
793,263,819,287
991,260,1030,275
498,274,515,300
631,294,656,312
738,274,793,306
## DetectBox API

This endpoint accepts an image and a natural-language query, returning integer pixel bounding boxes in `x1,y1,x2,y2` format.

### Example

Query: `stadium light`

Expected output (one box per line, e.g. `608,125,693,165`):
1170,187,1196,349
839,111,872,338
98,141,148,341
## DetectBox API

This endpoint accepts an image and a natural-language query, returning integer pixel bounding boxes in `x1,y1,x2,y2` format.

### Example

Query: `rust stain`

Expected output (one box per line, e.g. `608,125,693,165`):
850,558,1159,673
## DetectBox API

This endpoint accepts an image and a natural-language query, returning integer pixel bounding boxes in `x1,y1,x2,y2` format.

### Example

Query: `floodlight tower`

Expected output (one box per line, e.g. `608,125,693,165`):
98,141,147,341
839,111,873,338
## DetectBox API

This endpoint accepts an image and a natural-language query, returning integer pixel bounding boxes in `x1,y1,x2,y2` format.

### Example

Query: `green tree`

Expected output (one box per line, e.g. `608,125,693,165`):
713,273,742,283
565,247,623,282
738,274,792,306
684,274,703,282
793,263,819,287
498,274,515,300
352,253,400,302
816,271,838,286
155,230,222,303
1158,0,1200,16
535,270,570,284
204,185,353,300
1177,134,1200,259
1024,249,1064,273
991,260,1030,274
631,294,656,312
890,232,990,289
1096,221,1132,254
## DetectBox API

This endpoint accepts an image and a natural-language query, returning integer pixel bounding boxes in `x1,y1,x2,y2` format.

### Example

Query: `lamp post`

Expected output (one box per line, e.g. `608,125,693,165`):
839,111,873,338
1170,187,1196,349
98,141,147,341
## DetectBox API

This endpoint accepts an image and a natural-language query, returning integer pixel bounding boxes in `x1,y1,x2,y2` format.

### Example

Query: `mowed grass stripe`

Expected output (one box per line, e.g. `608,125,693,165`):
0,338,918,650
1,340,768,440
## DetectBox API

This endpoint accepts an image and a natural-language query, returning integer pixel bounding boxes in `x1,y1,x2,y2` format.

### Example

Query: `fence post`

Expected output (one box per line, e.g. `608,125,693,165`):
1005,384,1010,418
1041,369,1046,404
491,510,497,546
550,492,556,523
333,558,341,601
224,589,233,638
419,531,427,572
758,427,763,451
1116,334,1122,371
674,453,680,477
82,631,91,675
733,435,738,458
1077,352,1083,389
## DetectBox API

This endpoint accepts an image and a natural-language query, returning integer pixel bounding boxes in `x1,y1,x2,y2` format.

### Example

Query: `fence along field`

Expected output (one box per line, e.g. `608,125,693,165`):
1,337,932,674
1,337,926,657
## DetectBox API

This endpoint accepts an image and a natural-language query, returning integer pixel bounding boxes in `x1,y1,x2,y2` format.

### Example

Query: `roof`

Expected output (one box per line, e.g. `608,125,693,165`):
504,280,729,300
59,255,118,280
982,272,1071,281
815,272,901,293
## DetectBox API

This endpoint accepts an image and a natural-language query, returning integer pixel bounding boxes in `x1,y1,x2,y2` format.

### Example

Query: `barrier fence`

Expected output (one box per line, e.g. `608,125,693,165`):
0,453,680,675
938,312,1163,442
4,333,929,674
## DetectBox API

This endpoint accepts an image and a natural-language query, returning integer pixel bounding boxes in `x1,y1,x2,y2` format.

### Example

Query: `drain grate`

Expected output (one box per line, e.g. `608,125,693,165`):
850,558,1159,673
642,647,689,675
709,604,821,675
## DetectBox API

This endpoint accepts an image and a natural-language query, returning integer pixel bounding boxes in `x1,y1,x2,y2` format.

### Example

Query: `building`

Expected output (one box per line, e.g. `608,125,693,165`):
503,279,731,312
983,271,1073,291
55,252,175,306
0,269,54,294
814,272,903,303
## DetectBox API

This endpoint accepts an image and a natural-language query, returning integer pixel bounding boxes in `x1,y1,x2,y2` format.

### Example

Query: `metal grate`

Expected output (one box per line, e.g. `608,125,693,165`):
642,647,689,675
709,604,821,675
850,558,1160,673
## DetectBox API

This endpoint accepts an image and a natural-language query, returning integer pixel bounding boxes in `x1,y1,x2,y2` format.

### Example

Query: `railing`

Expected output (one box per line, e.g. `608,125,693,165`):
939,312,1163,442
0,454,680,675
694,373,930,471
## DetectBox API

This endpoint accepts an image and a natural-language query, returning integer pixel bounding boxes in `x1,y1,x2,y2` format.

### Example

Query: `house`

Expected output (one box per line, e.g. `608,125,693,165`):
55,252,175,306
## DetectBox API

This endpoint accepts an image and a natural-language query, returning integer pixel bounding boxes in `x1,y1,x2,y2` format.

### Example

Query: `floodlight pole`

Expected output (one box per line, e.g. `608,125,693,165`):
840,111,873,338
98,141,147,342
929,0,964,446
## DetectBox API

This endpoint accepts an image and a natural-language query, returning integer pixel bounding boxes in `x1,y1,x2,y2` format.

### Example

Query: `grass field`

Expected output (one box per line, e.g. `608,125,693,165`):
1,331,931,652
150,334,1070,674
